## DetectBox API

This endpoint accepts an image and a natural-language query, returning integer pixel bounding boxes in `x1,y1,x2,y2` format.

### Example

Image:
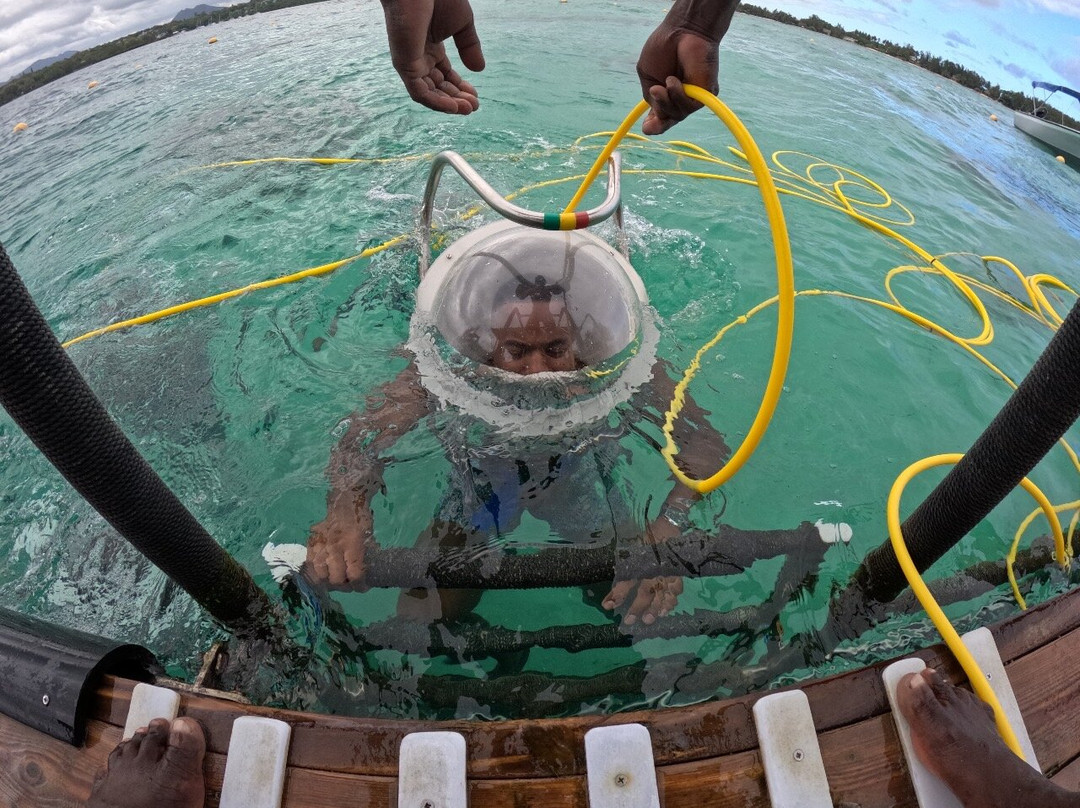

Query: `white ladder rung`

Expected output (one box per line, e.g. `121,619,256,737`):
883,658,963,808
960,627,1039,770
751,690,832,808
398,731,468,808
123,683,180,740
584,723,660,808
219,716,292,808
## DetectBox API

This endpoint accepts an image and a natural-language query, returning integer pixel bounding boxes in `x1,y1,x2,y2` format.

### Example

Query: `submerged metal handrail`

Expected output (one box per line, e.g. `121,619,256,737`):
357,523,820,589
419,150,624,276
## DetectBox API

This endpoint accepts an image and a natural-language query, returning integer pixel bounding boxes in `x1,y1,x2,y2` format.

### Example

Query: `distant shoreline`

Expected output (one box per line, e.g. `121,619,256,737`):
738,3,1078,130
1,0,316,109
3,0,1077,130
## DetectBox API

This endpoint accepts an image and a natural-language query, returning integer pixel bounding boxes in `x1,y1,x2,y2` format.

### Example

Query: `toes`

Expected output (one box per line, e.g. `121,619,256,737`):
117,731,145,761
921,667,954,702
922,667,994,720
897,669,945,723
163,717,207,775
137,719,171,762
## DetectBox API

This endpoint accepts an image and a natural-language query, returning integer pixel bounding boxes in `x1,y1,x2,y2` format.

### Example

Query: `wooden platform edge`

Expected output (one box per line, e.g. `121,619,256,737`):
2,583,1079,807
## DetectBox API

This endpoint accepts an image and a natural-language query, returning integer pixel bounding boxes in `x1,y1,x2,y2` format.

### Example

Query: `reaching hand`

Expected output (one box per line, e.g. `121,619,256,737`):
636,22,719,135
306,493,374,591
381,0,486,115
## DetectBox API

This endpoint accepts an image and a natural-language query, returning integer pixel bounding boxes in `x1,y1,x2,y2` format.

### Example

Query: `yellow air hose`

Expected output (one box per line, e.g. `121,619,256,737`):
61,238,405,348
563,86,796,495
888,452,1069,760
60,89,1080,632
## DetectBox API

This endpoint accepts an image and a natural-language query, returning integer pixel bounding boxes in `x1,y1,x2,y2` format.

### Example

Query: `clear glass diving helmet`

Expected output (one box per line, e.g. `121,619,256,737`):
408,152,658,436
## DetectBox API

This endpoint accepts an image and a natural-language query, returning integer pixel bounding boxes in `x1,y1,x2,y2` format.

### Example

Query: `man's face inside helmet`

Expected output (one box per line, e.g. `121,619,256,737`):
488,297,582,375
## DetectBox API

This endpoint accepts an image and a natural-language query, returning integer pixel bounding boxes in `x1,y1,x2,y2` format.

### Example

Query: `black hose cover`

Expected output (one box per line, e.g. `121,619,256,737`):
855,298,1080,604
0,241,269,633
0,607,159,745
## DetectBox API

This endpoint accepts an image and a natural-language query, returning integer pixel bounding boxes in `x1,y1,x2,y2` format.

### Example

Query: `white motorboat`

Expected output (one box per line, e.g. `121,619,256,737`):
1013,81,1080,163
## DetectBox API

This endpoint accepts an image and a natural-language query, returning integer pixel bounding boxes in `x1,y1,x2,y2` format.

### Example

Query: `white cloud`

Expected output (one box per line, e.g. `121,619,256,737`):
1050,52,1080,85
944,29,976,47
0,1,243,82
1025,0,1080,19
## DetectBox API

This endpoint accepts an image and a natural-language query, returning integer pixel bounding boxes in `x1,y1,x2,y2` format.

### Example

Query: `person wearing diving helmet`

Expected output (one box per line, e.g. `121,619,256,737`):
305,223,727,628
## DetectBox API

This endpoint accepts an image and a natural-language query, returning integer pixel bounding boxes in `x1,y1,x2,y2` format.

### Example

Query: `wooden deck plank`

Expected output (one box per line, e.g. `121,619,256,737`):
1051,755,1080,793
995,583,1080,662
818,714,916,808
7,666,1074,808
1004,619,1080,774
0,710,105,807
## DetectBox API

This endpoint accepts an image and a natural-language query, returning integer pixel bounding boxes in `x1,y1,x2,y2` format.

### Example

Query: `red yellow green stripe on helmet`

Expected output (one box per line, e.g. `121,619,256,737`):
542,211,591,230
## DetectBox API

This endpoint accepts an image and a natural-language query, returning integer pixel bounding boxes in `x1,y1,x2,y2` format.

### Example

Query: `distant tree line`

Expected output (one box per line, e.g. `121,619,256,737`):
3,0,1078,131
0,0,325,107
739,4,1080,130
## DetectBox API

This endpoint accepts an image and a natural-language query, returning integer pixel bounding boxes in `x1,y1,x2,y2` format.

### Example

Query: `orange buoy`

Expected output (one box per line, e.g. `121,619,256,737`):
208,37,218,44
13,122,28,132
1057,155,1067,163
989,114,998,122
87,80,98,89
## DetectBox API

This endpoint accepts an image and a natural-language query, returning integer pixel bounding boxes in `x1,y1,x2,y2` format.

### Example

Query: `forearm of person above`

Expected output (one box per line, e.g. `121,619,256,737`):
306,363,435,589
381,0,485,114
636,0,740,135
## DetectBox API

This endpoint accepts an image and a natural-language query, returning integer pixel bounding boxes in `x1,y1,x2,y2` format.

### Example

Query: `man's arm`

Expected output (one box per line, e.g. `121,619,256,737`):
637,0,740,135
307,361,436,589
604,360,730,625
638,358,730,519
381,0,485,115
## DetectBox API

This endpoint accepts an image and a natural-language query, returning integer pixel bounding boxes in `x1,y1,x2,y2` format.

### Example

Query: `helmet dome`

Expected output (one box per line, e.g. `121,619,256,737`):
420,223,645,367
410,221,657,436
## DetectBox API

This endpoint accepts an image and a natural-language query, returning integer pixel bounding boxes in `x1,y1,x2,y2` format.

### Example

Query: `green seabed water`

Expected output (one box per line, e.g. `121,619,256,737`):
2,0,1079,719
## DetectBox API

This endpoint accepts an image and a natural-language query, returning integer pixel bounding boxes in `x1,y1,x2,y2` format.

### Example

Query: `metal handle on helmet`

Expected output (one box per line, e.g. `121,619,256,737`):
420,150,624,276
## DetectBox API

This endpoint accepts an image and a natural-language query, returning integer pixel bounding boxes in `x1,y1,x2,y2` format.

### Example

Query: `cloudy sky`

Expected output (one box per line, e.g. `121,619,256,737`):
2,0,1079,94
766,0,1080,93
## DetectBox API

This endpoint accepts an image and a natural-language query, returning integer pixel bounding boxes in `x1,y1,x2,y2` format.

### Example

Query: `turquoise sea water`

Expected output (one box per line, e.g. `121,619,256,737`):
1,0,1079,719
